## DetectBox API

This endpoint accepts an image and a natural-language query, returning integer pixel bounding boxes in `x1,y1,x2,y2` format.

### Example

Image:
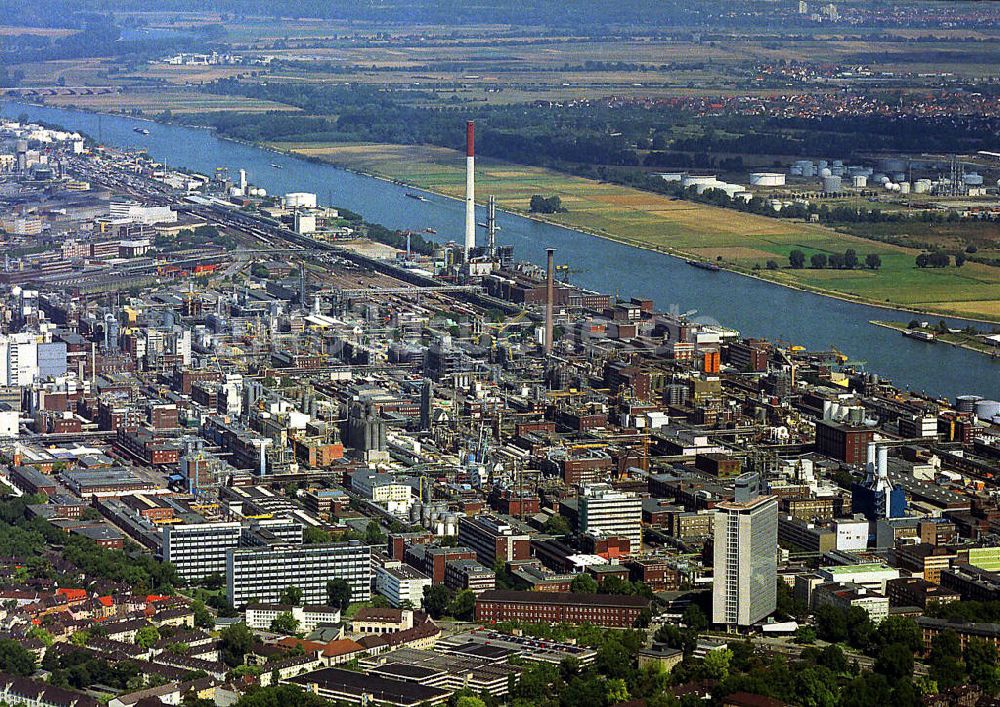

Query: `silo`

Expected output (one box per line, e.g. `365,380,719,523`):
913,179,932,194
899,182,910,194
851,175,868,188
955,395,982,413
822,175,842,193
974,400,1000,421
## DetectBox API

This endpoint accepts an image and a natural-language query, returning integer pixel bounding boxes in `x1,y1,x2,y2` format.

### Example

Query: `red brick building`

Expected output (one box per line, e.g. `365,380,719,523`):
475,590,651,628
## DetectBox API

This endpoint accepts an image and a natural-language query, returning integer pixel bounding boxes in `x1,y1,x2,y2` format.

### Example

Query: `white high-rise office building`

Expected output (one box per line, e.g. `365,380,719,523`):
0,333,39,386
163,522,242,582
712,495,778,627
226,542,371,608
578,483,642,553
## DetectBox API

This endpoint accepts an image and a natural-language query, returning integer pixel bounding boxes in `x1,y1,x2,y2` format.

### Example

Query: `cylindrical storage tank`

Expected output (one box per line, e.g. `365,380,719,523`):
283,192,316,208
832,160,844,168
229,186,244,197
852,175,868,188
257,188,267,197
822,175,842,193
789,166,803,176
820,167,833,178
849,406,865,425
410,501,422,523
831,166,845,176
801,164,816,177
913,179,932,194
818,160,829,169
955,395,982,413
964,173,984,186
749,172,786,187
974,400,1000,420
899,181,910,194
681,174,718,188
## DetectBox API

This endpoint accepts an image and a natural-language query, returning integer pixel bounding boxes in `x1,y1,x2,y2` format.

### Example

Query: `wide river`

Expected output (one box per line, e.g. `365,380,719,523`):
5,103,998,401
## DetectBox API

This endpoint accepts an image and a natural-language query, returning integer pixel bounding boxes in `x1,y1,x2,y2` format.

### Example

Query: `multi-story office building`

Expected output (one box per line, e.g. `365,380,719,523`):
226,542,371,607
457,515,530,568
375,564,432,608
475,590,651,628
712,495,778,627
163,522,242,582
578,483,642,553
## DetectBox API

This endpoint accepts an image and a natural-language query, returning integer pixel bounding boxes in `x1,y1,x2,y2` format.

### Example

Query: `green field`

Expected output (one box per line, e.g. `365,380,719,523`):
274,140,1000,321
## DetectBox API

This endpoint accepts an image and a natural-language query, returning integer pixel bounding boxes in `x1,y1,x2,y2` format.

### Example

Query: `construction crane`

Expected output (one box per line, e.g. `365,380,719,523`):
555,264,585,283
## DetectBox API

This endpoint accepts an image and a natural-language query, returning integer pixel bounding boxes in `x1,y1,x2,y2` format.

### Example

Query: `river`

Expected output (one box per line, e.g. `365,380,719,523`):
4,102,998,401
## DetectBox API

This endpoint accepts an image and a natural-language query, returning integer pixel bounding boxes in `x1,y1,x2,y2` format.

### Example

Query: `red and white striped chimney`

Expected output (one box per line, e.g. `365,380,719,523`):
464,120,476,256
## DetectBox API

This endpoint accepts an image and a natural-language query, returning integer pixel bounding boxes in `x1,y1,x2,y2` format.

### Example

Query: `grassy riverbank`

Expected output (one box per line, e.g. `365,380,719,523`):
871,320,1000,358
271,140,1000,322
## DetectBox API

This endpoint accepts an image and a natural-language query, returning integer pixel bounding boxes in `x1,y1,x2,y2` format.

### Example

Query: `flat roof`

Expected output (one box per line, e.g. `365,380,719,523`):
289,667,450,704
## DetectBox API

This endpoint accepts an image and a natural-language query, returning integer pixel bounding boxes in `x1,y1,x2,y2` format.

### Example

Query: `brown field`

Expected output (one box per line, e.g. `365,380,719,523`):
39,90,298,114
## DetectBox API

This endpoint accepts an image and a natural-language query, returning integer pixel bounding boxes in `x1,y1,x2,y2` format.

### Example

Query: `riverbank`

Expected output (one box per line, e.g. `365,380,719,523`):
269,140,1000,325
870,320,1000,360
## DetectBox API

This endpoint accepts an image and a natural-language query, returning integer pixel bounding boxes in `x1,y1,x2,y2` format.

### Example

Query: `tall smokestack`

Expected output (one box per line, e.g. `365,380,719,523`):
464,121,476,256
487,195,497,257
545,248,555,354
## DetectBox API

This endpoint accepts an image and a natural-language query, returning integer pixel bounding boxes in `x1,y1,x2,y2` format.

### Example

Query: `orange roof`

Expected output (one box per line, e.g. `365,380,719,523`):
275,637,325,653
56,588,87,601
146,595,171,604
97,596,114,607
321,639,364,658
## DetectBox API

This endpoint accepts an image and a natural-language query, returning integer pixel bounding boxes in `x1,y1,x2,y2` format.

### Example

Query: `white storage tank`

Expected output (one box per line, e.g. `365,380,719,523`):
913,179,932,194
851,175,868,188
820,167,833,178
283,192,317,209
964,173,984,186
749,172,786,187
822,175,842,193
974,400,1000,421
899,181,910,194
681,174,719,188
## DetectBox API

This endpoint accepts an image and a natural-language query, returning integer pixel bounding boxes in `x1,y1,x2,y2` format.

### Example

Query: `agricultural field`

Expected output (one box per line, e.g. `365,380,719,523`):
272,141,1000,320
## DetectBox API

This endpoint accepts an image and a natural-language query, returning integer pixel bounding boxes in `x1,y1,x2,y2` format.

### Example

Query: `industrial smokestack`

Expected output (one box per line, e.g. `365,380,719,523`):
487,195,497,257
464,121,476,256
545,248,555,354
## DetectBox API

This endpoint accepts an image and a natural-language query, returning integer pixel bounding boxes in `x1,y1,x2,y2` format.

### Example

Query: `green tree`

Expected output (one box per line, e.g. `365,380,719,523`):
810,253,828,269
455,697,487,707
702,647,732,680
965,639,1000,695
570,573,599,593
234,684,330,706
423,584,452,619
364,520,386,545
542,514,572,537
220,623,254,667
279,585,303,606
766,259,779,270
303,526,330,544
269,612,300,635
682,604,708,632
865,253,882,270
929,630,966,690
0,638,36,676
875,616,922,652
874,643,914,681
326,579,351,611
448,590,477,621
134,625,161,649
844,248,859,269
789,249,805,269
606,678,630,704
